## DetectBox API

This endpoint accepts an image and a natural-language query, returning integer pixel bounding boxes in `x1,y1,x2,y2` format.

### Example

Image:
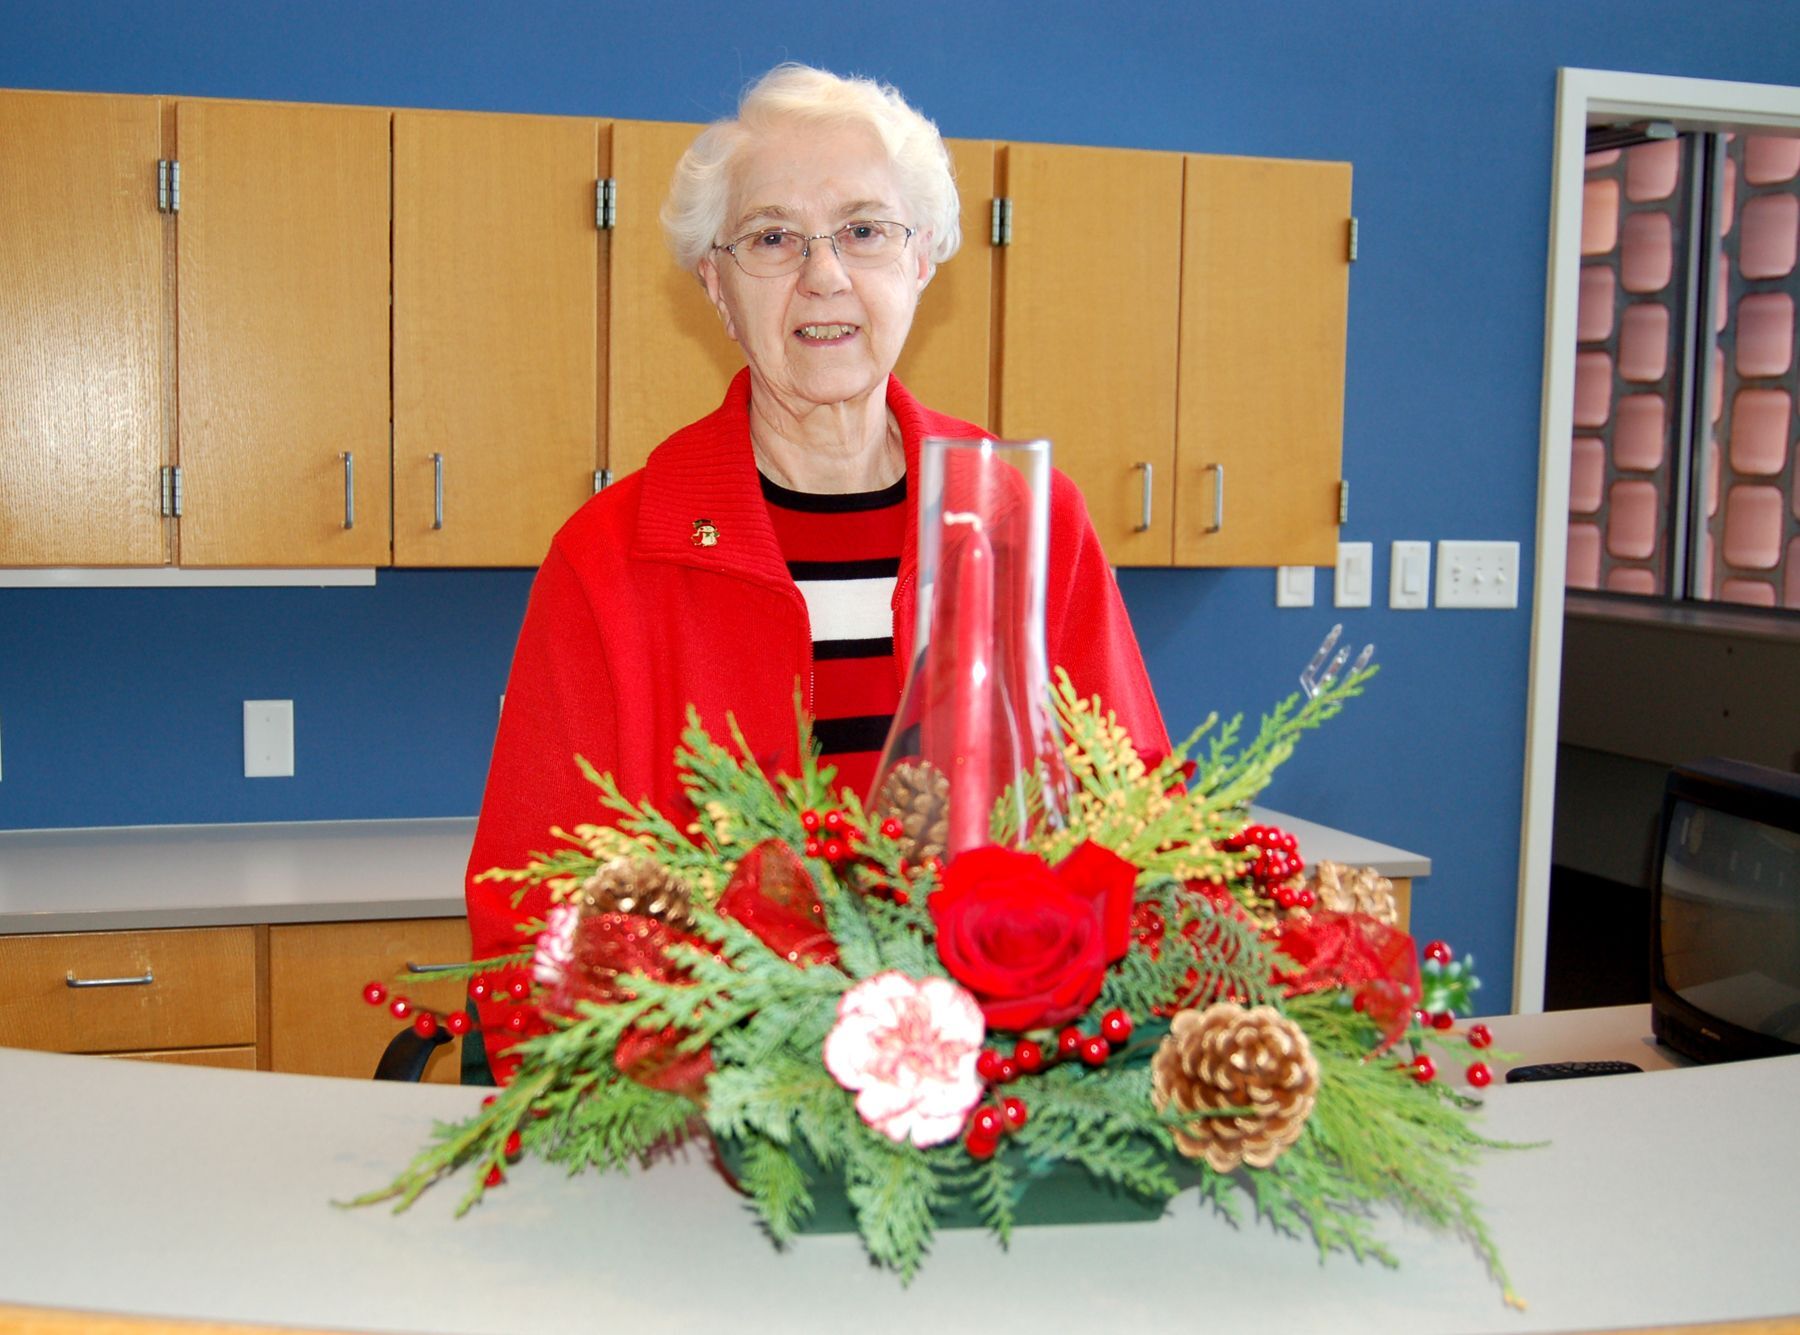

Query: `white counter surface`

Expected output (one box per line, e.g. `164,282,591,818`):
1,1005,1792,1334
0,806,1427,936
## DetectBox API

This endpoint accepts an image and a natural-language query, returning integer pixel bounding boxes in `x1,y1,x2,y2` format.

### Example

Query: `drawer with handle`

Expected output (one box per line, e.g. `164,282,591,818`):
0,927,256,1054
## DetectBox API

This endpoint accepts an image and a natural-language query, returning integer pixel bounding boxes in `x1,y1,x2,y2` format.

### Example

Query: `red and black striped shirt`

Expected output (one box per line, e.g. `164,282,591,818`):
761,472,905,801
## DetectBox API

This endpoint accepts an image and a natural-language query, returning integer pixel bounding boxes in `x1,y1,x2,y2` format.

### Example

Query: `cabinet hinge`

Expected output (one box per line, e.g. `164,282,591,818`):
1337,480,1350,524
1347,216,1358,263
596,178,617,230
157,159,181,214
592,467,613,494
990,196,1013,247
158,465,184,518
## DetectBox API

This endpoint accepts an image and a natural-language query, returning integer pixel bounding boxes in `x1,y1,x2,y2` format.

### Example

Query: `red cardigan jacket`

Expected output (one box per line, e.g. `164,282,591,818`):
465,370,1169,1077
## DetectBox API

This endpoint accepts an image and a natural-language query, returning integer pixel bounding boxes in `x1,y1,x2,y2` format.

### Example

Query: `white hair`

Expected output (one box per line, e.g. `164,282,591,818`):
661,64,962,275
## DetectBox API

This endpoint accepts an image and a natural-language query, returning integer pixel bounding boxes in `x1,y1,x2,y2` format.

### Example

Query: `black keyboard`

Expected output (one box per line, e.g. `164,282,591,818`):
1504,1060,1644,1083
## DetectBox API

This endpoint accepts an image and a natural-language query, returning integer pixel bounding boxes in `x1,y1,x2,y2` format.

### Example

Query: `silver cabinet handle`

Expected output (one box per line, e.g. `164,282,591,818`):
1133,461,1154,533
66,969,154,988
340,451,355,529
404,960,463,975
431,452,445,530
1205,462,1225,533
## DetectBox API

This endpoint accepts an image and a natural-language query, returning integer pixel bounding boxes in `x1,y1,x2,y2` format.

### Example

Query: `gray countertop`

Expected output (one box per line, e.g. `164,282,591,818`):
0,806,1428,936
1,1005,1793,1334
0,816,475,935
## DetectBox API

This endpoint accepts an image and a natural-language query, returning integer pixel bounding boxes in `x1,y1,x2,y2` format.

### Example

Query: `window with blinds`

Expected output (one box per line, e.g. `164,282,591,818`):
1569,130,1800,611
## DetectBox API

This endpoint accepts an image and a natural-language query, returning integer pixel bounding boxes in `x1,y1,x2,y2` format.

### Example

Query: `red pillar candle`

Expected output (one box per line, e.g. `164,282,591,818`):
943,513,996,856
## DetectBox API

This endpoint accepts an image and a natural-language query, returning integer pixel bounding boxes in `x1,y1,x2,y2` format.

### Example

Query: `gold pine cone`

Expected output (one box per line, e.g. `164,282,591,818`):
1151,1002,1319,1172
1310,860,1399,927
576,855,695,932
871,760,951,865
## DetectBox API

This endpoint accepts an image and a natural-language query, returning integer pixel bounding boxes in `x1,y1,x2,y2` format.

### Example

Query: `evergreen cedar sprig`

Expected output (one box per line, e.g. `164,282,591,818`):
352,666,1522,1296
1047,662,1379,897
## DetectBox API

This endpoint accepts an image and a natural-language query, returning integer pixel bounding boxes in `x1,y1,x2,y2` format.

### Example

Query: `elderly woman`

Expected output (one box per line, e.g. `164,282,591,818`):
466,65,1167,1079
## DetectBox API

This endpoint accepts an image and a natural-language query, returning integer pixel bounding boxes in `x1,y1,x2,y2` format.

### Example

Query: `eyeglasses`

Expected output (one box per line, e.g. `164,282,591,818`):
713,219,915,277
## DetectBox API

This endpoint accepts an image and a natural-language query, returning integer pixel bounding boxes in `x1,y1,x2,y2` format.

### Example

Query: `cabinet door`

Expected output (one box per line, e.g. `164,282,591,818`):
1175,155,1350,566
892,139,997,429
268,917,473,1082
174,99,390,567
605,120,743,481
995,144,1183,566
393,111,601,567
0,91,168,566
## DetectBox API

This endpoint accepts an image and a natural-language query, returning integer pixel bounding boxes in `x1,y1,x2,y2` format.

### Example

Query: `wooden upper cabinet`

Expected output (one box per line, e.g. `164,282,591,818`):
892,138,996,429
0,86,1349,574
173,99,390,567
1176,155,1351,567
393,110,601,567
995,144,1184,567
0,91,168,566
606,120,742,480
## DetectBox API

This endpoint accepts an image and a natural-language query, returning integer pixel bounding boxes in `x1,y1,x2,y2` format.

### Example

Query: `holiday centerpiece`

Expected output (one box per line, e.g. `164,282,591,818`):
350,440,1523,1303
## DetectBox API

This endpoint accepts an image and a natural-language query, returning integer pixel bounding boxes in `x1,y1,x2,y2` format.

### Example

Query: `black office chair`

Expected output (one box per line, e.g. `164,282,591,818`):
373,1005,495,1085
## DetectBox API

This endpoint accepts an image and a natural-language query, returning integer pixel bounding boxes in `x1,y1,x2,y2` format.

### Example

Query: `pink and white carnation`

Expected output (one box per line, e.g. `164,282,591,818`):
822,971,987,1148
532,902,580,988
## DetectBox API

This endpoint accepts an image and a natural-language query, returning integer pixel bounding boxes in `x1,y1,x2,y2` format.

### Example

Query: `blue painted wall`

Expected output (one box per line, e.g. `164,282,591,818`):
3,0,1797,986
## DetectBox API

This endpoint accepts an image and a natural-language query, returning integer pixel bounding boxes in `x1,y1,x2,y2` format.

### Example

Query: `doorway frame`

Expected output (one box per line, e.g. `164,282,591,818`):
1517,68,1800,1011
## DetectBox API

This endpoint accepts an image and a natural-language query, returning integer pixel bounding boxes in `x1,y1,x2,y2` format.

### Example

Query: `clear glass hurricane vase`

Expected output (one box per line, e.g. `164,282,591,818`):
869,437,1070,860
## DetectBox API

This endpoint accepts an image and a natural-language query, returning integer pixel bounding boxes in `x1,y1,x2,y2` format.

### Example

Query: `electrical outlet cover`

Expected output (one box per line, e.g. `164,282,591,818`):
244,700,295,778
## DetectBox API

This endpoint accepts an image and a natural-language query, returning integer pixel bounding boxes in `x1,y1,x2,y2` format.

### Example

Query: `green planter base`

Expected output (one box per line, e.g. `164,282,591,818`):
713,1135,1171,1235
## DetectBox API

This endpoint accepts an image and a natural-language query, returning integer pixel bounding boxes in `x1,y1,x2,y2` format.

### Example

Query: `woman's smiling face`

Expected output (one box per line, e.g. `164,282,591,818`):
700,121,931,417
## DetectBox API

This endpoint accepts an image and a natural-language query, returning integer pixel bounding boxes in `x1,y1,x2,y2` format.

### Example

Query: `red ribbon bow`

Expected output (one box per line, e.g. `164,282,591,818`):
1267,909,1422,1052
540,839,837,1099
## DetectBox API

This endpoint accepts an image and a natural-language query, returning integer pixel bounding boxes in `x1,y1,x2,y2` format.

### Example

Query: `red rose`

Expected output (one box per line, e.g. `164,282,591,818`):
929,842,1137,1032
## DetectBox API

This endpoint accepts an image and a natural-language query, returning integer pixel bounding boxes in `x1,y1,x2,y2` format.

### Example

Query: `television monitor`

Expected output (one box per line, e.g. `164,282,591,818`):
1650,757,1800,1063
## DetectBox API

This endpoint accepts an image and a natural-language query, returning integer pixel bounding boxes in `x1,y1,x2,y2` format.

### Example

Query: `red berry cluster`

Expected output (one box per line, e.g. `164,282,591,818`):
1401,1007,1495,1088
361,969,542,1041
964,1010,1135,1157
1273,882,1317,911
963,1098,1030,1159
798,806,863,865
1220,824,1311,908
803,807,942,904
1410,1054,1494,1088
472,970,546,1036
361,980,477,1039
1221,823,1303,881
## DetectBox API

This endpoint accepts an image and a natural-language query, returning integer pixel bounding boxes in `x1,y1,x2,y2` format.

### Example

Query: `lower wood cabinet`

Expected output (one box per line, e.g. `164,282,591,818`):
0,917,474,1083
0,927,257,1066
269,917,473,1083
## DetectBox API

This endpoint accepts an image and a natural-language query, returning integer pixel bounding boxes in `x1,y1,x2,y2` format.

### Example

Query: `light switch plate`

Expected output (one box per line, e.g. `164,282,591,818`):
1390,540,1431,609
1334,542,1373,608
1275,565,1316,608
244,700,294,778
1436,540,1520,608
